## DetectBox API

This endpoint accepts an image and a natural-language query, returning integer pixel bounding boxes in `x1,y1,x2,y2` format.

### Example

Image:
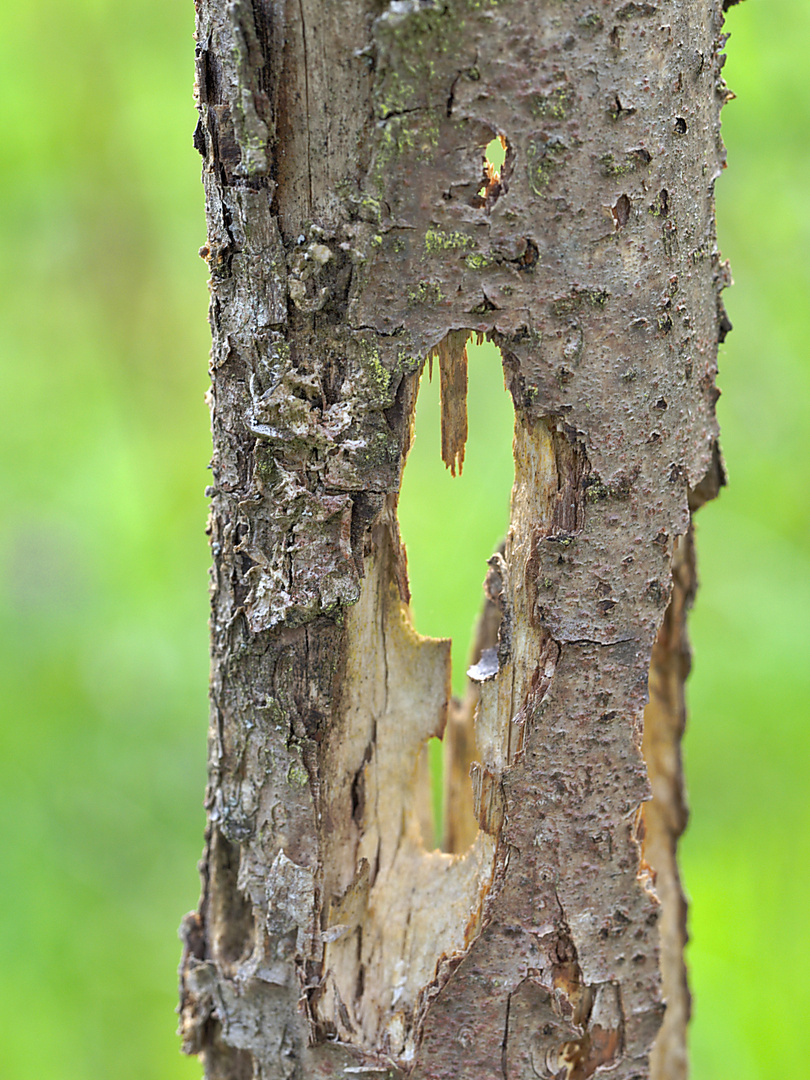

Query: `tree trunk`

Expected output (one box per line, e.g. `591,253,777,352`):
179,2,731,1077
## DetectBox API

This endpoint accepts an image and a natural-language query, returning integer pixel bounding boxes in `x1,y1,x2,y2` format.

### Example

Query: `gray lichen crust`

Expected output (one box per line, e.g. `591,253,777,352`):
179,2,730,1078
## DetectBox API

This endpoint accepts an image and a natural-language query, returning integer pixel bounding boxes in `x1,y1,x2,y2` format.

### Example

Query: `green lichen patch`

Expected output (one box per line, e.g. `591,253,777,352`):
257,695,286,730
577,10,603,32
526,134,567,195
287,762,309,787
371,112,440,190
552,287,609,317
616,1,658,16
465,253,494,270
371,0,499,192
373,2,465,119
530,85,574,120
406,280,445,306
552,295,577,317
356,336,394,409
649,189,670,218
600,147,652,177
585,469,639,503
254,446,278,488
585,479,609,503
357,193,383,224
424,227,476,255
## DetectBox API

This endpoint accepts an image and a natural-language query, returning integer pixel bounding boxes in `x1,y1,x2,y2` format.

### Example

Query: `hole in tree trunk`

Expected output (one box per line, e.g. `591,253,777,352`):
398,335,514,850
484,135,507,181
315,335,561,1061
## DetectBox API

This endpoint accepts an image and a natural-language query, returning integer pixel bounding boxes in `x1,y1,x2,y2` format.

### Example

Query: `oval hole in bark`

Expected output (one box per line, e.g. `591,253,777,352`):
612,193,631,229
398,335,514,849
477,134,510,205
484,135,507,180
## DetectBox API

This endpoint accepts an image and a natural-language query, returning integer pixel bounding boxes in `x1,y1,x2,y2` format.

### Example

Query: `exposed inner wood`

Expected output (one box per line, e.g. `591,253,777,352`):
442,567,502,855
443,415,565,858
314,341,563,1061
472,414,560,780
317,519,497,1060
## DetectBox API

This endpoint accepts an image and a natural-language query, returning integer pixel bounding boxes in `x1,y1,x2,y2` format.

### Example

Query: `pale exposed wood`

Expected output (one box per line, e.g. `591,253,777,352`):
318,523,498,1058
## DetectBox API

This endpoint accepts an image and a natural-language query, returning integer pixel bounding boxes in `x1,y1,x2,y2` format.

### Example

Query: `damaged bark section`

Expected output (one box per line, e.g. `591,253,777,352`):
315,516,497,1058
181,0,731,1077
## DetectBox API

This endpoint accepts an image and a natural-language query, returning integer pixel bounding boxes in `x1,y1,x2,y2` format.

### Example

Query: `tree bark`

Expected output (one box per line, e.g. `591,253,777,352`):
179,2,731,1077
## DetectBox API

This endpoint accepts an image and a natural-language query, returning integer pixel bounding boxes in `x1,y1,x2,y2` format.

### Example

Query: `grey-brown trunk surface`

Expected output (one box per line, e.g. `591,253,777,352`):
179,2,731,1077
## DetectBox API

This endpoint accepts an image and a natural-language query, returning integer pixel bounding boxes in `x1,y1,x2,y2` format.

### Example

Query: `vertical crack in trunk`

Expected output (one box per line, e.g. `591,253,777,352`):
295,0,313,217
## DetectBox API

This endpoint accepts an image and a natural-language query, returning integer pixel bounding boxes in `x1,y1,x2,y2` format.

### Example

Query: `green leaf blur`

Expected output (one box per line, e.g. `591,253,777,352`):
0,1,807,1077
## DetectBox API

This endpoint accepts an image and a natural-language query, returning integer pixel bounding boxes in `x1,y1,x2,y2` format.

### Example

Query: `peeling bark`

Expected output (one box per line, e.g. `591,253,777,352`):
180,1,731,1077
430,329,470,476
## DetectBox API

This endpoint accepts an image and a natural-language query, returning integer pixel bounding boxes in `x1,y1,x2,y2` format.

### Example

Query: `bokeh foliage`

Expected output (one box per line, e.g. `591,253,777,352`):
0,1,807,1076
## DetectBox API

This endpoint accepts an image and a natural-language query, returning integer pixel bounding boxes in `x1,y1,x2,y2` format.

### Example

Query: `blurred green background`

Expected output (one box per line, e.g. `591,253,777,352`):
0,1,807,1077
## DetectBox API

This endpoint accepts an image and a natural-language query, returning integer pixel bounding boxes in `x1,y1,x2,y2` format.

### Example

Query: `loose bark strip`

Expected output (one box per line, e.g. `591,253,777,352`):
642,531,694,1080
179,2,732,1078
431,329,470,476
641,467,722,1080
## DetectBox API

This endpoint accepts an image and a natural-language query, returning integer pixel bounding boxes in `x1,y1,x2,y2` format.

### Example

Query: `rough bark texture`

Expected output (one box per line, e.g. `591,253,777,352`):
179,2,730,1077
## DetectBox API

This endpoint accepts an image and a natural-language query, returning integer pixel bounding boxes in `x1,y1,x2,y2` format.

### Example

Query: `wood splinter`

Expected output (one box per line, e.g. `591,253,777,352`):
429,330,474,477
